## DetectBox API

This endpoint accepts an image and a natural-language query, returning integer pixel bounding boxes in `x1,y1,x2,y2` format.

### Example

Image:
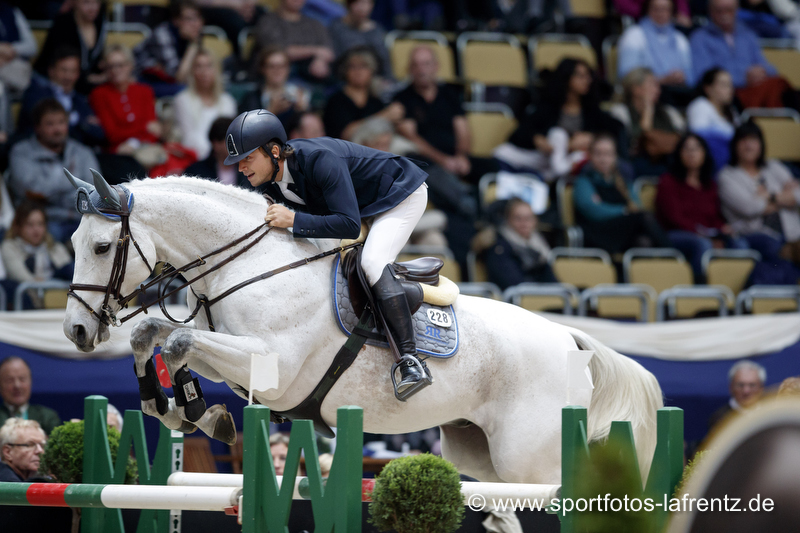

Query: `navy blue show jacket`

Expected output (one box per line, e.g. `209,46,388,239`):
260,137,428,239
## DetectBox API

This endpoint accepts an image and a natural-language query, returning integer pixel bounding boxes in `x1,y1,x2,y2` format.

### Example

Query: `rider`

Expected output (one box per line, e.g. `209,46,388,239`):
224,109,431,396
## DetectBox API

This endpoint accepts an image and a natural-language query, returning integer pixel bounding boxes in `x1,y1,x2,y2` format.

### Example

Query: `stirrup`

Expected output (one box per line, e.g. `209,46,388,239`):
390,354,433,402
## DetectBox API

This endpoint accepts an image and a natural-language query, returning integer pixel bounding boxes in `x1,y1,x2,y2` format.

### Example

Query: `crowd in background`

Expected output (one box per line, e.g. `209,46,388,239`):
0,0,797,307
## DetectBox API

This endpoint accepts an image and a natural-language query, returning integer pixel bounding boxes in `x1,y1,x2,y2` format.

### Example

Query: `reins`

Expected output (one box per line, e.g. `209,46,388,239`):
69,188,363,331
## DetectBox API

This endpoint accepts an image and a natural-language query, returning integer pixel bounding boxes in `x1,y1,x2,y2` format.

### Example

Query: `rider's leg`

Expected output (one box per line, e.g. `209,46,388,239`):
362,184,429,394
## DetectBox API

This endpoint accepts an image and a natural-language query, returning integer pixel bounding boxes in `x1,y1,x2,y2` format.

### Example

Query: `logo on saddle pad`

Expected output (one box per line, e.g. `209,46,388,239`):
226,134,238,156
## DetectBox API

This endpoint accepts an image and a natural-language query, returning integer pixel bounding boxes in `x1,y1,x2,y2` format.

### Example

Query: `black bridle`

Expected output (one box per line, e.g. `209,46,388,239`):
69,188,362,332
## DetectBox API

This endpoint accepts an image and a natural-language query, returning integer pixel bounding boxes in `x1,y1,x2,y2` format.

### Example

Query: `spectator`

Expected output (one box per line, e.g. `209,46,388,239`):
494,58,623,182
0,1,37,95
690,0,796,110
483,198,555,290
184,116,248,186
240,47,310,126
8,99,99,242
709,360,765,428
173,49,237,160
34,0,108,95
90,45,164,166
738,0,793,39
371,0,444,31
323,46,404,141
740,0,800,48
329,0,393,79
656,133,748,280
617,0,693,90
287,111,325,139
270,432,290,475
134,0,204,96
719,122,800,273
614,0,692,26
574,133,671,253
0,357,61,435
194,0,263,57
253,0,335,83
687,68,740,170
0,418,46,481
19,46,105,146
610,67,684,177
0,201,75,295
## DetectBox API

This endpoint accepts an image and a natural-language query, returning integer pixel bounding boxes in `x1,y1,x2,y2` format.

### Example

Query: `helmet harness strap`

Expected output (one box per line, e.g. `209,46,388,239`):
264,143,280,182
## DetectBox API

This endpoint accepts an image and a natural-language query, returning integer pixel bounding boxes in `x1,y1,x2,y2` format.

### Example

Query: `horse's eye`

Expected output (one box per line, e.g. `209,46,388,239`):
95,243,111,255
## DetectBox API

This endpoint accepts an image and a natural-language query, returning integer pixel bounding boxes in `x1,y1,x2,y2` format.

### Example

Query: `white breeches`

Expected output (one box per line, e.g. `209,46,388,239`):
362,183,428,285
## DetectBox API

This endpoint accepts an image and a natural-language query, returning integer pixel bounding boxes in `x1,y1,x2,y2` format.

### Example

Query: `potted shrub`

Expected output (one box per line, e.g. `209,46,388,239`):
368,453,465,533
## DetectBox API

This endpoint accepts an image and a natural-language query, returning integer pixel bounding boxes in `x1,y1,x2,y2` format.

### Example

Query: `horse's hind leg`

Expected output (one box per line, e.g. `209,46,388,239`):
159,328,271,444
440,422,505,482
130,318,198,434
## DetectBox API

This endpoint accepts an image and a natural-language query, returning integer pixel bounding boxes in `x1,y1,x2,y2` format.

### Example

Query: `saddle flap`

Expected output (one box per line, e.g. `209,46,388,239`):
392,257,444,285
342,248,424,315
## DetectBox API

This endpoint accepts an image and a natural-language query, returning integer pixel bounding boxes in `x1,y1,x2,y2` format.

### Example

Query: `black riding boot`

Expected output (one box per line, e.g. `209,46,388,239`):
373,266,430,395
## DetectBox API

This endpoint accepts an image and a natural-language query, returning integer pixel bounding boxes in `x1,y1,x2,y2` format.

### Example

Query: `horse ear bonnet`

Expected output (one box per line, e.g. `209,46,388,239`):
223,109,287,166
65,168,134,221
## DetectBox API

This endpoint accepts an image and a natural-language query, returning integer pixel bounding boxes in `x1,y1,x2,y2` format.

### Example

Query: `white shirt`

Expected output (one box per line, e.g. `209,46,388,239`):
173,90,237,160
278,166,306,205
686,96,738,138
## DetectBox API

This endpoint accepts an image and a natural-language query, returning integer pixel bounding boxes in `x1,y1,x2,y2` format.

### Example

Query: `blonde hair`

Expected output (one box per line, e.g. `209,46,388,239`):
269,432,290,446
0,419,45,451
620,67,655,104
104,43,135,66
317,453,333,476
188,48,224,101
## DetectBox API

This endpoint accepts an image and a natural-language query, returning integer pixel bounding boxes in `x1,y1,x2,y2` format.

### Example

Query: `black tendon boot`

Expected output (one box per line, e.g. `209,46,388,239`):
373,266,432,400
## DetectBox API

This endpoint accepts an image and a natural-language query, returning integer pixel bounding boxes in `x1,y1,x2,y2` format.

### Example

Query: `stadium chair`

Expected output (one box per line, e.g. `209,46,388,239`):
238,27,256,62
29,20,51,65
570,0,607,18
202,26,233,61
633,176,659,213
385,30,456,82
457,282,503,300
106,22,152,49
549,247,616,288
761,39,800,89
111,0,170,23
736,285,800,314
702,249,761,295
623,248,693,293
14,281,71,310
528,34,597,81
457,32,528,88
602,36,619,86
741,108,800,162
466,250,488,282
503,282,580,314
464,103,518,158
478,173,498,212
556,177,584,247
578,283,658,322
183,437,218,473
397,245,461,282
656,285,735,320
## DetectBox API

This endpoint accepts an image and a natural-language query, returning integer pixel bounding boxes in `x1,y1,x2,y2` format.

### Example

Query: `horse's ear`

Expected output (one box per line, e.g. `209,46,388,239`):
90,168,122,210
64,168,95,192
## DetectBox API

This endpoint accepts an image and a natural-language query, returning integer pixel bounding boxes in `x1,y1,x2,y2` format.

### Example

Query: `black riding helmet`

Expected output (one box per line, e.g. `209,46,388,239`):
223,109,287,172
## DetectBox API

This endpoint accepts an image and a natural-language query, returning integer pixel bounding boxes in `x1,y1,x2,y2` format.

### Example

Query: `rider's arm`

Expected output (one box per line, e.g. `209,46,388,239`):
292,150,361,239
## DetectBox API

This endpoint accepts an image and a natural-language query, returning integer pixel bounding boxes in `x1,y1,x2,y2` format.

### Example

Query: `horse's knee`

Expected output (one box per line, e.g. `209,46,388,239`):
162,329,195,365
131,319,161,354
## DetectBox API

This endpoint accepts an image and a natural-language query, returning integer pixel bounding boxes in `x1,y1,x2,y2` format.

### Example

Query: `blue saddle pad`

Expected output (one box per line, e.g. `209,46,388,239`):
331,255,459,358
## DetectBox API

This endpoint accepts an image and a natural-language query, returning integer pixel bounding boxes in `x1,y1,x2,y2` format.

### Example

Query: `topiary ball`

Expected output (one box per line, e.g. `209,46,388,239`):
368,453,465,533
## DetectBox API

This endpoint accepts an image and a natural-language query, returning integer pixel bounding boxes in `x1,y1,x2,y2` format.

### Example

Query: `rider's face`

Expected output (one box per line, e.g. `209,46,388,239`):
238,148,276,187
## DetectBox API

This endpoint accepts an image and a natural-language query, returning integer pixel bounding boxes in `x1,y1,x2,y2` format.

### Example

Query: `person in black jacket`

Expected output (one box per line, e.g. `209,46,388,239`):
494,58,624,181
225,109,432,398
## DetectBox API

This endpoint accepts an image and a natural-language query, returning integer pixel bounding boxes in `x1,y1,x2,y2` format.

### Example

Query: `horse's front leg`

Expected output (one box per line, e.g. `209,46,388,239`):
159,329,272,444
130,317,199,434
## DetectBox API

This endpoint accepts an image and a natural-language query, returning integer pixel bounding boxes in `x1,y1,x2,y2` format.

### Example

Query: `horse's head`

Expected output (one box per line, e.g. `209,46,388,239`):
62,170,155,352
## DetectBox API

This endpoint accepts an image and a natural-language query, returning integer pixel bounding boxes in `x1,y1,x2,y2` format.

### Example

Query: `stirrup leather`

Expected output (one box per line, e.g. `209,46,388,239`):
390,355,433,402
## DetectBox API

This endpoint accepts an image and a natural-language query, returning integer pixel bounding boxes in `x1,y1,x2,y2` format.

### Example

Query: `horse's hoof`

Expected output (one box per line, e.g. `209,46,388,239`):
209,404,237,445
178,421,198,434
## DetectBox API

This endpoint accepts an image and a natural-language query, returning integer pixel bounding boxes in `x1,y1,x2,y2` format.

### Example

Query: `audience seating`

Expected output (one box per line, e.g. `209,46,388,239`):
528,34,597,81
702,249,761,294
556,177,584,247
464,103,518,158
761,39,800,89
110,0,170,23
183,436,218,473
457,282,503,300
398,244,461,282
13,281,71,311
106,22,152,49
602,36,619,85
736,285,800,314
578,283,657,322
202,26,233,61
503,282,580,314
28,20,51,65
238,27,256,62
457,32,528,88
570,0,608,18
623,247,693,292
385,30,456,82
741,108,800,162
465,250,488,283
656,285,735,320
549,247,616,288
633,176,659,213
478,173,498,212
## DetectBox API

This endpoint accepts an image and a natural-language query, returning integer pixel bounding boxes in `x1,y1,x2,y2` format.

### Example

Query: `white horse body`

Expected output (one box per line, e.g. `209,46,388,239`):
64,177,663,485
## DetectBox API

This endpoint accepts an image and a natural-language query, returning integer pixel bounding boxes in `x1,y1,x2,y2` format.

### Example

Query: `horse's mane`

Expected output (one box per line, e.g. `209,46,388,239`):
127,176,267,209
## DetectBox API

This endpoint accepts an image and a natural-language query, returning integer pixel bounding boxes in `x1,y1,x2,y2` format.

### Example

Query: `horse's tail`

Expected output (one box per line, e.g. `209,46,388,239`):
568,327,664,482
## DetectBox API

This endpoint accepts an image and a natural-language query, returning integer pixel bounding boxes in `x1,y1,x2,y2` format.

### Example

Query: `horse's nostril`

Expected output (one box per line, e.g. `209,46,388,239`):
74,325,87,345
